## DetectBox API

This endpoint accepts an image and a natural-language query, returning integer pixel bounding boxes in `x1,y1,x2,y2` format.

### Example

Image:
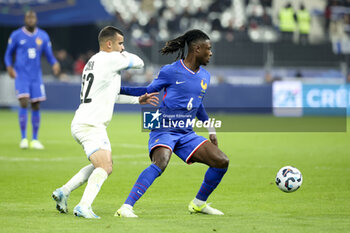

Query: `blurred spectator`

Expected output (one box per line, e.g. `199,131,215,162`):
194,7,207,20
85,50,96,61
297,4,311,45
247,0,273,30
55,49,73,82
144,16,159,40
211,18,224,31
278,2,296,42
329,0,346,41
224,19,235,42
73,54,86,75
209,0,228,13
295,70,303,78
246,0,264,29
167,8,181,33
324,0,332,36
264,71,273,83
262,8,273,27
260,0,272,8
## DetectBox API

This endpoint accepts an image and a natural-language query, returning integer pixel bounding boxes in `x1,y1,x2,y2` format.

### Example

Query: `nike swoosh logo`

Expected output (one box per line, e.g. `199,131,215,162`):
176,81,185,84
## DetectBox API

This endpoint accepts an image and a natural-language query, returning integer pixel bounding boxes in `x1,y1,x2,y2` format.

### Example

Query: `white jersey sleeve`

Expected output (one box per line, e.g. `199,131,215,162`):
115,94,139,104
109,51,144,72
120,51,144,69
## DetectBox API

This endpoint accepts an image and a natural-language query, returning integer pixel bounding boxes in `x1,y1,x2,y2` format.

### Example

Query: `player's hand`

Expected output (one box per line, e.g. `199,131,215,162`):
7,66,16,79
209,134,218,146
52,62,61,76
139,92,159,106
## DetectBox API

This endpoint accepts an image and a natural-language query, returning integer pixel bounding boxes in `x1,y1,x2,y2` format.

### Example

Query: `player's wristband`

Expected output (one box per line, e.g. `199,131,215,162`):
116,95,139,104
207,126,216,135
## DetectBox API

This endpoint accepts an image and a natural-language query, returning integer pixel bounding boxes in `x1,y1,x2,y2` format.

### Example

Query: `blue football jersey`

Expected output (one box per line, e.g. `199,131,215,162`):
4,27,57,81
146,59,210,132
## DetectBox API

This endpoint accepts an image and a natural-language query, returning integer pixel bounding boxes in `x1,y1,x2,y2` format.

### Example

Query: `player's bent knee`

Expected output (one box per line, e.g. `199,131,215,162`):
107,168,112,176
151,148,171,172
153,155,170,172
215,152,229,168
153,159,168,172
101,164,113,175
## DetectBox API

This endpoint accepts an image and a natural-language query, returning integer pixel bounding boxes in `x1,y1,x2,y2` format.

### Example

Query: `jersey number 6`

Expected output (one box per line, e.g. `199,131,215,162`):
80,73,94,103
187,97,193,111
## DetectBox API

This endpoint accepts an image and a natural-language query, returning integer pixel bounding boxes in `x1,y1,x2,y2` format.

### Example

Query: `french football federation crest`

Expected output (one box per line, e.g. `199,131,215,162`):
201,80,207,90
35,37,43,46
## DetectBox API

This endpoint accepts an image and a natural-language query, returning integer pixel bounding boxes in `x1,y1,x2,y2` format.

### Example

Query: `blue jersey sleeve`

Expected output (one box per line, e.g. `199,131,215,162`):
120,67,170,96
120,86,147,96
196,102,209,121
146,69,170,93
4,32,18,67
42,32,57,65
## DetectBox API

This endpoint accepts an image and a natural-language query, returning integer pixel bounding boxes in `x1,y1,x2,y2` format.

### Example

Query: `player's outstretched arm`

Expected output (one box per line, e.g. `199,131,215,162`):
197,103,218,146
138,92,159,106
120,66,171,97
121,51,144,70
120,86,147,96
115,93,159,106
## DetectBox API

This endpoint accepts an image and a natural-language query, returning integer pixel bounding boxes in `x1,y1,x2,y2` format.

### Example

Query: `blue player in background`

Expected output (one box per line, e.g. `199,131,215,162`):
116,29,229,217
4,11,60,149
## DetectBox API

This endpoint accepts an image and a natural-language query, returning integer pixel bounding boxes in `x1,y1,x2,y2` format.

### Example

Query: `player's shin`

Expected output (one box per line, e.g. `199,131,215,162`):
19,107,27,139
61,164,95,195
31,110,40,140
78,167,108,207
195,167,227,203
124,164,162,207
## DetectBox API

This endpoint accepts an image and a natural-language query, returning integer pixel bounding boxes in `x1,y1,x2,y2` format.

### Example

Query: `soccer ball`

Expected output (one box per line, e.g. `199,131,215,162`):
275,166,302,192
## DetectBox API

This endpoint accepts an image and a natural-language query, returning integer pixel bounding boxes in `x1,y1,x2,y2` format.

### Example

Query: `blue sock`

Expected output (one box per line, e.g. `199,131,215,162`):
31,110,40,140
19,107,27,139
196,167,228,202
125,164,162,207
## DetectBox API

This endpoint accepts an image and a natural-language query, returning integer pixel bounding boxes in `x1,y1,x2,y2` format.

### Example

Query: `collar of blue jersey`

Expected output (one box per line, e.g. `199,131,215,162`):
180,59,201,75
22,26,38,36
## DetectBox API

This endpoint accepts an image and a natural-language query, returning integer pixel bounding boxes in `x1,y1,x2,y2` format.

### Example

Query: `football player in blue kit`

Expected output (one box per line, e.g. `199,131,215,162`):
4,11,60,149
115,29,229,217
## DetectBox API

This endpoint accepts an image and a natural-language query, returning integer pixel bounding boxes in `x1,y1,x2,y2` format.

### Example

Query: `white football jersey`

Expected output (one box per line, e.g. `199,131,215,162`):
72,51,144,127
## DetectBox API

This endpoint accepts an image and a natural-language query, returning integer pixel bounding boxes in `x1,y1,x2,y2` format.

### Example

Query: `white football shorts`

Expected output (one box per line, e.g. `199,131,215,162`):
71,124,111,159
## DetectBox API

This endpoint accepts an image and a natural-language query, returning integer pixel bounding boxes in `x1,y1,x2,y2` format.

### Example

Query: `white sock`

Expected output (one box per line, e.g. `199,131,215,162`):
79,167,108,207
61,164,95,196
193,198,206,207
122,204,133,209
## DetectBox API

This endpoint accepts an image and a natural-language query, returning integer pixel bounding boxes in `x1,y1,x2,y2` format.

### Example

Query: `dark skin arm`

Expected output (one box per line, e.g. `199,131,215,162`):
209,134,218,146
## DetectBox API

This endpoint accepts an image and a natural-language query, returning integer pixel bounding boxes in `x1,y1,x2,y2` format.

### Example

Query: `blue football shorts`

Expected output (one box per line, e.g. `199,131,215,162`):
15,77,46,102
148,130,208,164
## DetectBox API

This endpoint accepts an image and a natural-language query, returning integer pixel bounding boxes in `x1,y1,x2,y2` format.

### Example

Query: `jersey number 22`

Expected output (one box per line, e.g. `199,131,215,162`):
80,73,94,103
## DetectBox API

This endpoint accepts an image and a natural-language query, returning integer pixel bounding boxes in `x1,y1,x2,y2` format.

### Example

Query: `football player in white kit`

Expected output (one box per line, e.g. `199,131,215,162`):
51,26,159,219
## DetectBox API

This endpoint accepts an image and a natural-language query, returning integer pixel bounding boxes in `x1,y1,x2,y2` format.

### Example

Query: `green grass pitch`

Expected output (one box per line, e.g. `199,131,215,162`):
0,110,349,233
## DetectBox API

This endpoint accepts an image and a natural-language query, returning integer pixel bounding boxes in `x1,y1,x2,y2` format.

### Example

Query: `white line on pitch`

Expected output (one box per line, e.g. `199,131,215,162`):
0,154,146,162
40,141,147,149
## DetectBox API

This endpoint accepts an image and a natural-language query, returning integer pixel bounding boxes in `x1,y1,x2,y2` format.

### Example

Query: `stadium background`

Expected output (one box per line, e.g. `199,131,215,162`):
0,1,349,233
0,0,350,115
